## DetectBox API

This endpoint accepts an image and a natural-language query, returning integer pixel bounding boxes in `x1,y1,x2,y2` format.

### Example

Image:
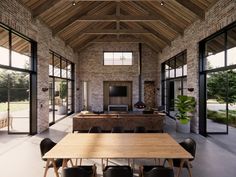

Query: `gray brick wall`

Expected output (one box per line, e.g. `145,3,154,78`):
157,0,236,133
0,0,77,133
77,43,158,112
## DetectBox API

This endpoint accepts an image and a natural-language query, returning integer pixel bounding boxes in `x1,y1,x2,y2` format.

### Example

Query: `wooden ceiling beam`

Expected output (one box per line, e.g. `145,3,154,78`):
175,0,205,20
74,15,161,21
84,29,151,34
89,36,142,43
32,0,62,18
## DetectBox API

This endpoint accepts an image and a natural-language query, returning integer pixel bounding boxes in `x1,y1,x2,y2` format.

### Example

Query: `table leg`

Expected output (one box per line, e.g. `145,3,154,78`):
167,159,174,168
43,159,50,177
51,159,60,177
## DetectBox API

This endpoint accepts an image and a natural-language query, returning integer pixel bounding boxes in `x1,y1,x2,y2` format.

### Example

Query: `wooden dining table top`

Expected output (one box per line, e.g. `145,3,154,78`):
43,133,193,160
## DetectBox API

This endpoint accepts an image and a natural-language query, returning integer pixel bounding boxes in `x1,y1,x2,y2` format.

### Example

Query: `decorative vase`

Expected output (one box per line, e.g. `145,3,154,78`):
176,119,190,133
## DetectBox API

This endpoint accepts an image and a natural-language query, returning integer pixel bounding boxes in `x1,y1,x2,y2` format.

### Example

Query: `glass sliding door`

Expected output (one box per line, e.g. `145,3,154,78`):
206,71,228,133
161,50,187,118
199,23,236,135
48,51,74,125
0,24,36,134
9,71,30,133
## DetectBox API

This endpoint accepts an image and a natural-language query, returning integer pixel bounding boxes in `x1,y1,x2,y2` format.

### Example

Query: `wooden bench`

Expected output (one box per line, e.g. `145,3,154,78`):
73,112,165,133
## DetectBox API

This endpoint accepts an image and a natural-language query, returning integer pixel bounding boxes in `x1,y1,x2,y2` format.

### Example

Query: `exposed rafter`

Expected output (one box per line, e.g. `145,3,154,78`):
175,0,205,20
75,15,161,21
83,29,151,34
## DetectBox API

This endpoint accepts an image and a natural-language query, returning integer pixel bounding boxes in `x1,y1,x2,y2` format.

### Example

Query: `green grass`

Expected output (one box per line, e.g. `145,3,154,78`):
0,101,29,112
207,109,236,128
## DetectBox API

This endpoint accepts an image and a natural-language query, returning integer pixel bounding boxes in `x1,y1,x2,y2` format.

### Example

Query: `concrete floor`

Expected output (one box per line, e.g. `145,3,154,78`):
0,115,236,177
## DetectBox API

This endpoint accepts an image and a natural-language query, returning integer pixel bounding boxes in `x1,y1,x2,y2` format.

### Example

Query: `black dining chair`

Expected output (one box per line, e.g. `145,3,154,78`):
164,138,196,177
134,126,146,133
139,166,174,177
111,126,124,133
88,126,102,133
40,138,73,177
62,165,97,177
103,166,133,177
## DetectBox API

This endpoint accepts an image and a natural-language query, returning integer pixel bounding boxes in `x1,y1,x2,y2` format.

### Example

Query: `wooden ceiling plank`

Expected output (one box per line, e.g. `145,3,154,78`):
133,2,184,35
32,0,62,18
52,2,102,36
137,22,171,46
175,0,205,20
66,22,112,45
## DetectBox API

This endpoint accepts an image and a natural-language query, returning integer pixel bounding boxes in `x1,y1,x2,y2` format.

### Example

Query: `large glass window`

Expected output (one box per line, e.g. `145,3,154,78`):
104,52,132,65
161,50,187,118
49,51,74,124
0,24,37,134
199,23,236,135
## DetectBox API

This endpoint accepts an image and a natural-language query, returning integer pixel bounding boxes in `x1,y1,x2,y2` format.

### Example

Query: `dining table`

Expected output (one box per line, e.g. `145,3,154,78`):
43,133,193,177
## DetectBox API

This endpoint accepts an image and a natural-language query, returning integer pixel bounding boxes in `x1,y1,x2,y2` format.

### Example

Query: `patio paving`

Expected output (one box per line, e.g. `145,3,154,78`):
0,115,235,177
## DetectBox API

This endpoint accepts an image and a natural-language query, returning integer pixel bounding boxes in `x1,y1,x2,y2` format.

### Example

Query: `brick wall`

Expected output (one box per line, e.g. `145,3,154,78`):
157,0,236,133
77,43,158,112
0,0,77,133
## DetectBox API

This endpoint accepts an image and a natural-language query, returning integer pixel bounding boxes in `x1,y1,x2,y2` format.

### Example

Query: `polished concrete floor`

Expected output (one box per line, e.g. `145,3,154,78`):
0,115,236,177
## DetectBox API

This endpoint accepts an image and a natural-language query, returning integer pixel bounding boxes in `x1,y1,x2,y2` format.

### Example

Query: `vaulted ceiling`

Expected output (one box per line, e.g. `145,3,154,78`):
18,0,219,53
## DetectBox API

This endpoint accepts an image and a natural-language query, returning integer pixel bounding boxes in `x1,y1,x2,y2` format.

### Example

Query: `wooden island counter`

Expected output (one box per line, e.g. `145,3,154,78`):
73,112,165,132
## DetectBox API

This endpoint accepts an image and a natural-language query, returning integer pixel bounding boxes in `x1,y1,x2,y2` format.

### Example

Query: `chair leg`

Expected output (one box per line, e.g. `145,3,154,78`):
154,158,161,165
43,160,50,177
51,159,60,177
186,161,192,177
176,159,185,177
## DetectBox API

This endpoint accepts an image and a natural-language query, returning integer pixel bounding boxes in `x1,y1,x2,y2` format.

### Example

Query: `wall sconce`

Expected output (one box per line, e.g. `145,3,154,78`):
187,88,194,92
178,87,194,92
42,87,48,92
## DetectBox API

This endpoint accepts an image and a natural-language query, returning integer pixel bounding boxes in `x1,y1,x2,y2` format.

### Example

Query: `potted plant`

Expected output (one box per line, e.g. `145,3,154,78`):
58,81,67,115
175,95,196,133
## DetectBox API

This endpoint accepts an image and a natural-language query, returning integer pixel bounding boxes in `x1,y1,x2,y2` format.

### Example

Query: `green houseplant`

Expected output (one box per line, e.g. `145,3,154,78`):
175,95,196,132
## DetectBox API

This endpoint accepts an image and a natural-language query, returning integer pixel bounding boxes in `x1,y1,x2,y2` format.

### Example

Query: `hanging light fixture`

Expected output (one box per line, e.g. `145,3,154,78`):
134,43,146,109
160,1,165,6
72,1,76,6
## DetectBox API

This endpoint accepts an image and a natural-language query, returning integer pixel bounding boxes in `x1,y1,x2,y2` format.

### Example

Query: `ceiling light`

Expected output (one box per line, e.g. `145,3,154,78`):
72,1,76,6
160,1,164,6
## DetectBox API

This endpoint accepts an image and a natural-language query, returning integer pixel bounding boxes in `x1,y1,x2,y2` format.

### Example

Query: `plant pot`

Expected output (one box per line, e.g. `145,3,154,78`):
57,105,67,115
176,119,190,133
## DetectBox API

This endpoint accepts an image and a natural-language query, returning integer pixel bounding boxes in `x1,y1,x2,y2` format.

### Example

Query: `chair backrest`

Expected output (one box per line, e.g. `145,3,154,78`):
63,167,93,177
143,166,174,177
103,166,133,177
179,138,196,161
40,138,56,161
111,126,124,133
134,126,146,133
88,126,102,133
